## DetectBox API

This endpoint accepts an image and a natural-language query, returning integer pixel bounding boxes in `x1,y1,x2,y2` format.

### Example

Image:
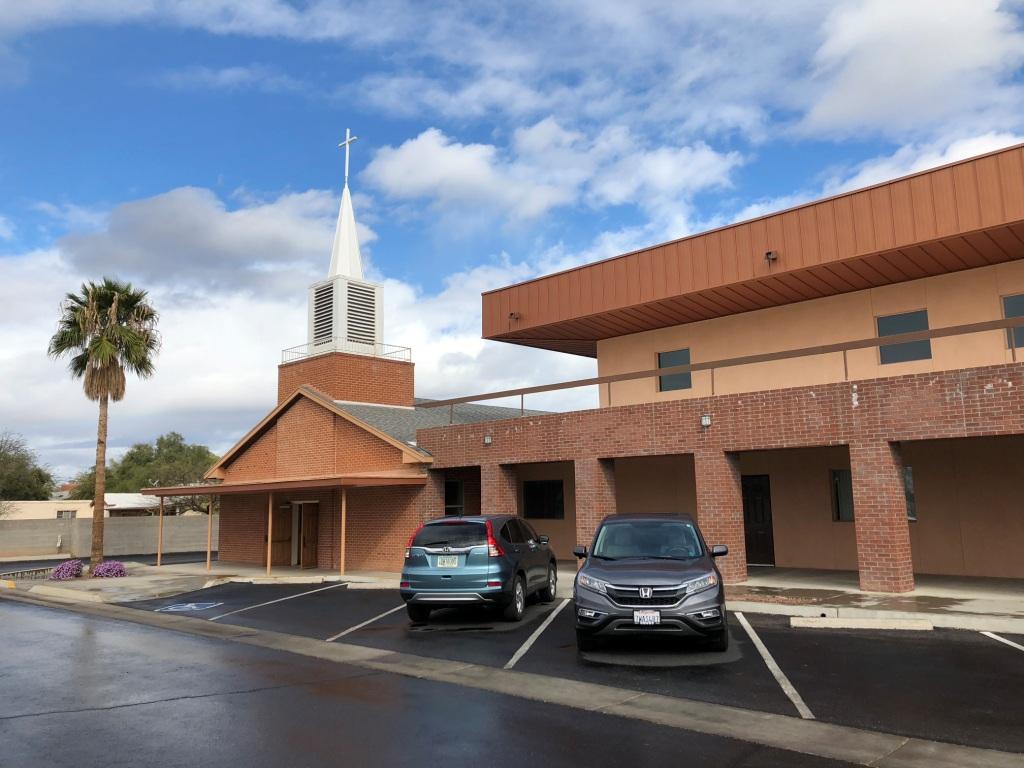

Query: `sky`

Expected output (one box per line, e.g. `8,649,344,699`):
1,1,1023,481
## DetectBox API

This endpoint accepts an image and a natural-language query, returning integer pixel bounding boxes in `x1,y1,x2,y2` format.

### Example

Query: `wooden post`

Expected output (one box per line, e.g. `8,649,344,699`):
206,496,214,572
339,486,348,576
157,496,164,566
266,492,274,577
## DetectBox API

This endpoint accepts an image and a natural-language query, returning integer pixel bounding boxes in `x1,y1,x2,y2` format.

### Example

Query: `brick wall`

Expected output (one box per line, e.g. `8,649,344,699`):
418,363,1024,592
218,494,267,565
444,467,481,515
481,464,517,516
277,352,414,406
574,458,616,547
693,451,746,583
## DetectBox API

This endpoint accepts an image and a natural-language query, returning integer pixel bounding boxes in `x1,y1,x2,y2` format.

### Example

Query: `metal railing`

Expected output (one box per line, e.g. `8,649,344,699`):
281,338,413,363
418,315,1024,422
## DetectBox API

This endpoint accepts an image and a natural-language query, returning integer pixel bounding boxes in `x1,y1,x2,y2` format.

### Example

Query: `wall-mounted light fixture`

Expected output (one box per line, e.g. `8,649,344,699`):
700,414,712,429
483,435,493,445
764,250,779,264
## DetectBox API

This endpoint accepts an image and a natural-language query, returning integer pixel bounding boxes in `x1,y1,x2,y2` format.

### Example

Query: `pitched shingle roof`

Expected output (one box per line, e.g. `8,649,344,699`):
335,398,547,454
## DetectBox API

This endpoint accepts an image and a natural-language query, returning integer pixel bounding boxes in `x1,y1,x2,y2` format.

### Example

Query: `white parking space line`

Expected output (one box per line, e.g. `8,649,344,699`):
735,612,815,720
325,604,406,642
208,583,347,621
982,631,1024,654
504,599,570,670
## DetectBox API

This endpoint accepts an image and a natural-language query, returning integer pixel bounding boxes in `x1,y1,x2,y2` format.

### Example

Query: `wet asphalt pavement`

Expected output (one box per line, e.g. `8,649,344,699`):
1,600,854,768
129,582,1024,754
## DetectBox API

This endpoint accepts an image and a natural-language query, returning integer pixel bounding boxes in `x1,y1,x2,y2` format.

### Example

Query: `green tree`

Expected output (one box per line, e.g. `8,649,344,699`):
0,432,54,517
70,432,218,512
48,278,159,566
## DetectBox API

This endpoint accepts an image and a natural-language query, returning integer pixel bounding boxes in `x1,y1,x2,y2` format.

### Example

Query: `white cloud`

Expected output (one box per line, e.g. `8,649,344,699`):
33,201,109,232
0,214,14,241
802,0,1024,138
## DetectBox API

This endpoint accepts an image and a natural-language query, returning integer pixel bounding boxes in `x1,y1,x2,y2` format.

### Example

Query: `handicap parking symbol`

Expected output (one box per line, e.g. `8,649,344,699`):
155,602,223,612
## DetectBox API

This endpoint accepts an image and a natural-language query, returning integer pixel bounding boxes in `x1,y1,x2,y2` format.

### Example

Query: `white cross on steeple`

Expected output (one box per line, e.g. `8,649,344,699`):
328,128,364,280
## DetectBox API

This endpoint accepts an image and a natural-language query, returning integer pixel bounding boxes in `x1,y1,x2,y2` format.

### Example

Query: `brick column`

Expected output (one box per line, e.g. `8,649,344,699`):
849,440,914,593
415,469,446,523
480,463,517,516
574,457,616,548
693,450,747,584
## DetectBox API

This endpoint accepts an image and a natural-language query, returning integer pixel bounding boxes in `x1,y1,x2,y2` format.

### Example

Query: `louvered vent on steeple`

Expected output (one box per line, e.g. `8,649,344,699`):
312,283,334,346
346,282,377,345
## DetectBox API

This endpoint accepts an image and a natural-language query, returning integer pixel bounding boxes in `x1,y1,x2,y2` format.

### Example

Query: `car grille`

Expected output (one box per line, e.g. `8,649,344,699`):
606,585,684,608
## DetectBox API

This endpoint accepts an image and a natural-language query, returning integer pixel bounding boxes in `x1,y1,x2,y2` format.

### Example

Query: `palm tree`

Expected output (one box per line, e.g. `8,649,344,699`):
49,278,159,568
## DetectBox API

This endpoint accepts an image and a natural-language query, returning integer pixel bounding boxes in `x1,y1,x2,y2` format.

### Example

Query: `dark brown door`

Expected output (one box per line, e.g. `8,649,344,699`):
300,505,319,569
271,507,292,566
742,475,775,566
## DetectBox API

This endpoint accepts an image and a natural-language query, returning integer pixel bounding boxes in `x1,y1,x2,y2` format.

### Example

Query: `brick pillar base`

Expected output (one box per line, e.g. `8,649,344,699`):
415,469,446,523
850,441,915,593
480,463,517,517
574,457,616,549
693,450,747,584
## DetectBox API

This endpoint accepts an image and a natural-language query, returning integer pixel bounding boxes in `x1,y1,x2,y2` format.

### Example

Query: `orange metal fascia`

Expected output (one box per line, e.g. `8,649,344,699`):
482,143,1024,356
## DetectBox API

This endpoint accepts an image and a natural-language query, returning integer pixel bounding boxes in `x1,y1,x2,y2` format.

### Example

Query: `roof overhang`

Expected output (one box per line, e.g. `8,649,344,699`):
482,143,1024,357
143,471,427,497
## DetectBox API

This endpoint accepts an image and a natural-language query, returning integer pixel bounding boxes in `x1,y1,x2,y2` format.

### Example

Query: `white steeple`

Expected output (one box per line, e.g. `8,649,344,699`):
307,128,383,355
328,129,364,279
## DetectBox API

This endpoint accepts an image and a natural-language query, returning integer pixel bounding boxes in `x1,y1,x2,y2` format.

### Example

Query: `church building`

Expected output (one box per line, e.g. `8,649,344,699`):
148,139,1024,593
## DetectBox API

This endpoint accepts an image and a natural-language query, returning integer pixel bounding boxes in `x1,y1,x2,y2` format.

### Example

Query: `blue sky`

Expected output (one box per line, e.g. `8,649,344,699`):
1,1,1023,479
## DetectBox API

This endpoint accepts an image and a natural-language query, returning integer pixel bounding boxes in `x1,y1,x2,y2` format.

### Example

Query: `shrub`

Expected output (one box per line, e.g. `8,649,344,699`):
49,559,83,580
91,560,127,578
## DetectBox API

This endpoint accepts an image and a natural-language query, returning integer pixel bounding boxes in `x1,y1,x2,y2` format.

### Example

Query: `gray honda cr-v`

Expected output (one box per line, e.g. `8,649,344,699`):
572,514,729,652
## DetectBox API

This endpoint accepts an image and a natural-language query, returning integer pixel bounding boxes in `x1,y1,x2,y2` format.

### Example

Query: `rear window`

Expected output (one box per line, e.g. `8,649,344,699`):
412,521,487,548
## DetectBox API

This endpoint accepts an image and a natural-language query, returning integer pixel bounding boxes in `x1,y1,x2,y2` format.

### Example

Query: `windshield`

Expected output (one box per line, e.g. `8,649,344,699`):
592,520,703,560
412,521,486,548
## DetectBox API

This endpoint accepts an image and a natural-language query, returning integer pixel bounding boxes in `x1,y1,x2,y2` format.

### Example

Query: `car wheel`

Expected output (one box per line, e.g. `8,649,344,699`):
503,576,526,622
406,604,431,623
538,565,557,603
575,629,597,652
707,616,729,652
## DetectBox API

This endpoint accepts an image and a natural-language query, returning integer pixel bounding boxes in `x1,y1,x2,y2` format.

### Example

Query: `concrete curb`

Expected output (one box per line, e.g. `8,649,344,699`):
791,617,934,631
730,600,1024,634
2,590,1021,768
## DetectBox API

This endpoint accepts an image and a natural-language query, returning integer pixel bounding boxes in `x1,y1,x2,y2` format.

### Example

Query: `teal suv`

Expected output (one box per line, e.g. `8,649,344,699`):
400,515,557,623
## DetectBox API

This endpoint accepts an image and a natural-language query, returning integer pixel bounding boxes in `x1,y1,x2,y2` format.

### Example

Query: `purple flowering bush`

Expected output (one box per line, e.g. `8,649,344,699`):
49,559,83,580
91,560,127,578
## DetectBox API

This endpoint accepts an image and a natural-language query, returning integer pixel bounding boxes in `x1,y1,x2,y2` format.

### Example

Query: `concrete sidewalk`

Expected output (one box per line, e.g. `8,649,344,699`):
727,568,1024,633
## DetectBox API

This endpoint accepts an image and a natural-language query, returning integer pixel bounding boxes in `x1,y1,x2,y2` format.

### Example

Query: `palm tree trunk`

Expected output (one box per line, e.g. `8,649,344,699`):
91,394,108,569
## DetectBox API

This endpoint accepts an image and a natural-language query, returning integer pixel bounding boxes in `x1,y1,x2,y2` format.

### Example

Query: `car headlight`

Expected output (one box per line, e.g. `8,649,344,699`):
577,573,609,595
683,572,718,595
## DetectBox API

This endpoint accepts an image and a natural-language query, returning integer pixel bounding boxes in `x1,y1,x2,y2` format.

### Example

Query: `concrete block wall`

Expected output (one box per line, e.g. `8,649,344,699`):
0,516,218,558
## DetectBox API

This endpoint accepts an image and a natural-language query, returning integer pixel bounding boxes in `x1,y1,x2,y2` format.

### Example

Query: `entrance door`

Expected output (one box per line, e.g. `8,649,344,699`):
270,507,292,566
300,504,319,569
741,475,775,566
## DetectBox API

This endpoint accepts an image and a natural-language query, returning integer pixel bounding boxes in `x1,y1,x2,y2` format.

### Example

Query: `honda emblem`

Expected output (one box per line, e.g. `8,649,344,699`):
639,587,653,599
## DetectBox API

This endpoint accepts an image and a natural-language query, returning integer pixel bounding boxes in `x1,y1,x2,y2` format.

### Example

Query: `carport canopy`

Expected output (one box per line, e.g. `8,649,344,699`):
142,470,428,576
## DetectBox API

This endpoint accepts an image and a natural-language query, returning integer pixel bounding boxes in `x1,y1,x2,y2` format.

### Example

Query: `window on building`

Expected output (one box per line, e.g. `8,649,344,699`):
903,466,917,522
444,480,464,516
523,479,565,519
56,510,76,520
1003,294,1024,349
831,469,854,522
877,310,932,364
658,348,692,391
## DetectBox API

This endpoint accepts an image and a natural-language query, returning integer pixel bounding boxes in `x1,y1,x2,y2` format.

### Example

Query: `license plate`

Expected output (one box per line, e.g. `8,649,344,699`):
633,610,661,626
436,555,459,568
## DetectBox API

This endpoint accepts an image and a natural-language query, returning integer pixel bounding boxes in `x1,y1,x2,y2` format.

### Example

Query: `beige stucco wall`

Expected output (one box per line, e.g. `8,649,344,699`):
614,455,697,517
2,500,95,520
515,462,577,559
903,436,1024,579
738,448,858,571
597,261,1024,406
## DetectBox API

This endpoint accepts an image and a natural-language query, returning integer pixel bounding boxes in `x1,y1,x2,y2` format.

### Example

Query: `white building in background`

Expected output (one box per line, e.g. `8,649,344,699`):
3,493,164,520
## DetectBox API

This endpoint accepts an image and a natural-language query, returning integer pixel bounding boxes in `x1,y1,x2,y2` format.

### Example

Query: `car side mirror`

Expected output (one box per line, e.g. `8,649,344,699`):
711,544,728,558
537,535,550,545
572,545,587,559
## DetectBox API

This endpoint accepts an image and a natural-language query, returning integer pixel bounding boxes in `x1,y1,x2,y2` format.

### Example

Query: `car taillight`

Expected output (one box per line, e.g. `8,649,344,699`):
406,523,424,557
485,520,504,557
400,581,410,588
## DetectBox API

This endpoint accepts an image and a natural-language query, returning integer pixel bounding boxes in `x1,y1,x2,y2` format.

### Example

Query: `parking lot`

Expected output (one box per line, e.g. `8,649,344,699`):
132,583,1024,755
